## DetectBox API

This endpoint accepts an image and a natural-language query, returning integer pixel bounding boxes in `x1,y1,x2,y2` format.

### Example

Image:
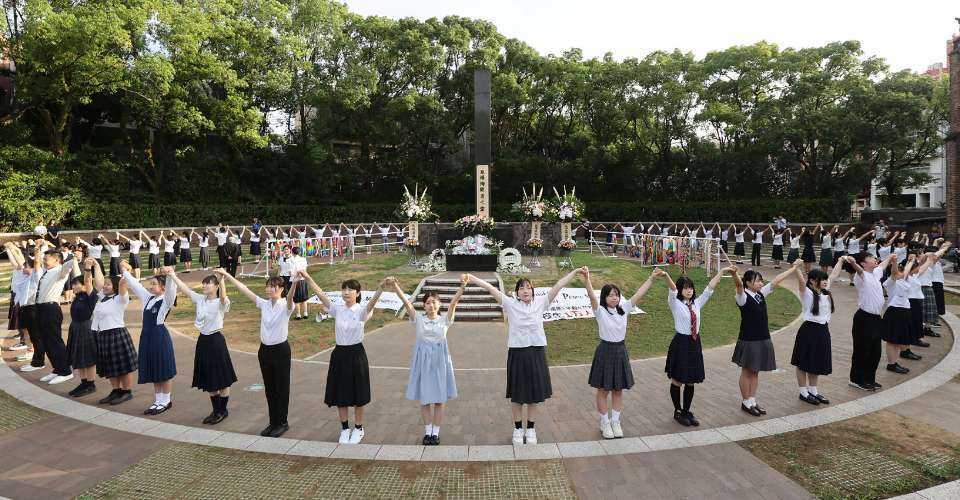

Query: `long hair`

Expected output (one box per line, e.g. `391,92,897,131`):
201,274,221,297
805,269,834,315
599,284,624,315
674,276,696,302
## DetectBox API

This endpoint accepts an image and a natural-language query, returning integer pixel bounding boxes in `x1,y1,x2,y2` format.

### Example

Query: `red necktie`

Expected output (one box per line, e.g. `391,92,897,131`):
688,303,698,341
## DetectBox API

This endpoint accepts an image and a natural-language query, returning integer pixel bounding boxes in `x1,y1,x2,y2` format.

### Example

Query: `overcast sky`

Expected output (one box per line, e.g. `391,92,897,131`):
343,0,959,72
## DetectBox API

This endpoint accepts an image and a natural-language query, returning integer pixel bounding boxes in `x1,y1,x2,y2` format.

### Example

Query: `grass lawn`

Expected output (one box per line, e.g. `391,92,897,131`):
539,253,801,364
741,409,960,499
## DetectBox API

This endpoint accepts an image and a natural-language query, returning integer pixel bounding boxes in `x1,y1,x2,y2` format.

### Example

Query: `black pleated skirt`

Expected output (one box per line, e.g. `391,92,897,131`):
163,252,176,266
734,242,745,256
67,319,97,369
129,253,141,270
771,245,784,261
96,328,138,379
833,250,846,266
933,282,946,316
664,333,704,384
250,241,261,256
324,343,371,407
787,248,799,263
588,340,634,391
180,248,192,263
292,280,308,303
192,331,237,392
109,257,122,278
506,346,553,404
790,321,832,375
882,306,914,345
908,298,923,341
819,248,833,267
731,338,777,372
149,253,161,269
801,247,816,263
721,240,728,253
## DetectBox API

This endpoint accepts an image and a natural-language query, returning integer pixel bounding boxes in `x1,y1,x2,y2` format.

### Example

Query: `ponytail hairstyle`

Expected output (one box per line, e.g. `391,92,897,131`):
514,278,533,301
674,276,697,302
201,274,221,297
599,284,625,315
805,269,834,315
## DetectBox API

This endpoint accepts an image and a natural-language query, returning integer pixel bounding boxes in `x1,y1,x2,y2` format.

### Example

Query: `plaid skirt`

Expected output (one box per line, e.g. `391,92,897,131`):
921,286,938,324
67,318,98,369
665,333,704,384
149,253,161,269
588,340,634,391
96,327,138,378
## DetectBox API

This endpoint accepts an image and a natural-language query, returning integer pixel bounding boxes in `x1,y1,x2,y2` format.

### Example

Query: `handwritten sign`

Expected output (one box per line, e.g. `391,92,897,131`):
307,291,409,311
509,287,645,322
476,164,490,218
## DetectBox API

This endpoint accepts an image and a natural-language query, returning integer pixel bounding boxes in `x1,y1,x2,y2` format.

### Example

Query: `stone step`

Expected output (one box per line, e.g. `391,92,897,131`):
421,285,495,294
412,293,493,302
443,310,504,322
427,277,498,286
413,301,500,311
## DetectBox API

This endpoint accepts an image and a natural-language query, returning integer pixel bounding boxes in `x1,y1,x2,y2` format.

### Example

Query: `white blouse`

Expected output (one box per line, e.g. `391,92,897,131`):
330,303,367,346
847,239,861,254
163,240,175,252
129,240,143,254
885,278,911,308
123,271,177,325
906,275,923,300
147,240,159,254
821,234,832,249
91,293,130,331
773,234,783,245
594,298,635,343
411,313,451,343
87,244,103,259
667,288,714,336
105,243,121,258
199,235,209,248
179,237,190,249
501,296,549,348
187,290,230,335
735,232,745,243
789,236,801,249
801,287,832,324
255,296,295,345
833,238,845,252
215,232,228,245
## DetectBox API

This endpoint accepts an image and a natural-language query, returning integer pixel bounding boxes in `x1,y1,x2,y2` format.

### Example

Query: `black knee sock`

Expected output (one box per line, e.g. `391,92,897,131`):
341,420,349,430
210,395,218,413
527,421,535,429
515,421,523,429
670,384,681,411
218,396,229,414
683,385,695,412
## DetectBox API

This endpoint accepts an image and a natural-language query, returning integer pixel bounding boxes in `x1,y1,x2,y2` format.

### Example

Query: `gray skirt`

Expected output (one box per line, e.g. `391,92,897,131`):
588,340,634,391
731,338,777,372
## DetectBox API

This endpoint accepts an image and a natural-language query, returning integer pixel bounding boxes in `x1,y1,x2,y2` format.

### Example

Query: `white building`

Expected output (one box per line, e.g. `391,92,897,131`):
869,150,947,209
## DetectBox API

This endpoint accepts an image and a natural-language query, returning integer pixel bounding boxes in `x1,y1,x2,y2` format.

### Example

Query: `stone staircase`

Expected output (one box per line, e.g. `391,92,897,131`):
406,273,504,322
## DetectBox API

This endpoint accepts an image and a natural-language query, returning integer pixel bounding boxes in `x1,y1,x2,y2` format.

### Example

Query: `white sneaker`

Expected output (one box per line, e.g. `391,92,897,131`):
338,429,351,444
611,420,624,438
10,343,29,351
512,428,525,445
600,421,614,439
524,428,537,445
348,427,364,444
48,374,74,385
20,364,44,372
40,373,57,382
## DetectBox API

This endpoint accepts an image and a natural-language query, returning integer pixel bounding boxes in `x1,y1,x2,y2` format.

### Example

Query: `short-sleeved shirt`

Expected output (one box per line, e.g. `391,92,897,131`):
501,296,549,347
187,290,230,335
91,293,130,331
802,286,832,324
411,313,451,343
668,288,714,335
71,289,100,322
330,303,366,346
255,296,294,345
594,298,635,342
853,266,884,315
885,278,911,308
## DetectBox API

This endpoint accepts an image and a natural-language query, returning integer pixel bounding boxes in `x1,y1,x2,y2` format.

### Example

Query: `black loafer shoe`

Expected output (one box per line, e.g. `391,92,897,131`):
913,340,930,348
755,405,767,415
813,394,830,405
109,391,132,405
869,382,882,390
430,435,439,446
673,410,691,427
98,389,121,405
269,423,289,438
684,411,700,427
926,330,941,338
741,403,762,417
260,424,276,437
154,402,172,414
900,350,922,361
422,434,431,445
207,412,226,425
799,394,820,405
886,363,909,374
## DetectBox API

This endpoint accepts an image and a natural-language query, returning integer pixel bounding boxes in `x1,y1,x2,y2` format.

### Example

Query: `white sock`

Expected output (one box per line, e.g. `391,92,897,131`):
611,410,621,422
748,397,756,408
743,398,752,407
599,413,609,425
424,424,432,436
162,393,171,405
808,386,818,396
431,425,440,437
799,386,809,397
154,392,162,405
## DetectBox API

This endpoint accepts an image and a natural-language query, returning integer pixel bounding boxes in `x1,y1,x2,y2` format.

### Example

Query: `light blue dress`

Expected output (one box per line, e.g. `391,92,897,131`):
405,314,457,404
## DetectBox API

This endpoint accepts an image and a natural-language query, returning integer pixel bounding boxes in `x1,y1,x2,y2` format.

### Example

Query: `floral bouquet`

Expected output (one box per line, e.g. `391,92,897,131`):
398,184,437,222
557,239,576,250
454,215,496,236
404,237,419,248
526,237,543,249
549,186,584,222
512,183,548,221
445,235,502,255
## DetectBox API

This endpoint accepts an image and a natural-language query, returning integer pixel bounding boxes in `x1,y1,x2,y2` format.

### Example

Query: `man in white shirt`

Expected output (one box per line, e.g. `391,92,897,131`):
29,244,77,385
846,252,894,391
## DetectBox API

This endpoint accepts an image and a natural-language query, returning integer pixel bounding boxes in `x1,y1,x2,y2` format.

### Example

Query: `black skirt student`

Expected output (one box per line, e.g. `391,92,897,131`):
791,263,845,406
731,263,798,416
304,273,387,445
882,266,916,374
662,267,728,427
467,269,582,445
66,274,99,398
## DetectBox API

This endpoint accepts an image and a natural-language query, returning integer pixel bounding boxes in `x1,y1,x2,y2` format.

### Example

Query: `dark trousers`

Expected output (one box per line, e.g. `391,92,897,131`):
226,259,238,277
20,305,45,367
932,282,945,317
849,309,883,385
751,243,761,266
34,302,72,376
258,341,291,426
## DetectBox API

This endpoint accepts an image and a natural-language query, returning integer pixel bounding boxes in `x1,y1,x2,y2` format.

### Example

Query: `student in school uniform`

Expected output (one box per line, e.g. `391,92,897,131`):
393,275,466,445
66,257,98,397
30,244,76,385
223,235,242,277
300,271,388,444
730,262,800,416
245,226,263,262
78,236,106,275
930,239,948,329
720,224,731,256
791,257,846,405
733,225,746,264
290,247,310,320
819,226,836,273
276,245,293,297
466,268,585,444
800,225,819,274
786,229,801,265
659,265,730,426
771,226,785,269
844,230,873,285
748,225,767,267
194,229,210,270
159,231,176,267
90,257,138,405
219,271,295,438
103,237,123,280
582,266,659,439
833,228,851,267
882,255,919,375
143,232,161,275
176,230,193,272
167,269,238,425
4,242,35,358
116,232,144,279
121,261,178,415
900,252,931,361
844,252,895,391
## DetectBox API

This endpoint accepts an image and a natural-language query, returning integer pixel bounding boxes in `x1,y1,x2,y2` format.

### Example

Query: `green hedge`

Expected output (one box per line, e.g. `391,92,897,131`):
60,199,851,230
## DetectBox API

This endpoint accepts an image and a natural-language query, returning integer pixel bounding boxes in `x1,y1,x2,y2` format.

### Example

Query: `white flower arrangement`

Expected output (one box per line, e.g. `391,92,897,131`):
398,184,437,222
497,262,530,274
445,235,502,255
550,186,585,222
512,183,548,222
